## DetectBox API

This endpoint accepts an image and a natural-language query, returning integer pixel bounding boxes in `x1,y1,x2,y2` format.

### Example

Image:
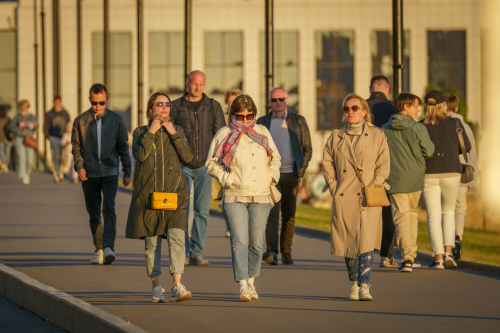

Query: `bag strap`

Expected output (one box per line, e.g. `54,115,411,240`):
453,118,469,164
352,166,366,188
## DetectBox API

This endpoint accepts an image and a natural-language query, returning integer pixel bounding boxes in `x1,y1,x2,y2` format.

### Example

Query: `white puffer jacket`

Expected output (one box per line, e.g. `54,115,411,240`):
206,125,281,197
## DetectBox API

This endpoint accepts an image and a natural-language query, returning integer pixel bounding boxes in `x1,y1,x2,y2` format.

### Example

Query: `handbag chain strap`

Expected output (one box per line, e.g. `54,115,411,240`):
150,126,164,193
453,118,469,164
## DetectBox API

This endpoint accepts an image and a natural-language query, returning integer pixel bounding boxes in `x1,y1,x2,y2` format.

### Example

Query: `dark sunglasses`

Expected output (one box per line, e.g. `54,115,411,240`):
155,102,171,108
91,101,106,106
270,97,286,103
235,114,255,121
343,105,363,113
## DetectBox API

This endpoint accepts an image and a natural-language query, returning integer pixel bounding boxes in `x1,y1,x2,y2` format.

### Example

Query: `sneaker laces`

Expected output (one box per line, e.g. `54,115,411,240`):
360,284,372,291
174,283,185,292
153,286,164,296
350,282,359,291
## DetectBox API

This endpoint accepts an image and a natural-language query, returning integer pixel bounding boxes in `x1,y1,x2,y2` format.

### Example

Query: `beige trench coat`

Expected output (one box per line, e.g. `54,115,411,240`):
322,122,390,258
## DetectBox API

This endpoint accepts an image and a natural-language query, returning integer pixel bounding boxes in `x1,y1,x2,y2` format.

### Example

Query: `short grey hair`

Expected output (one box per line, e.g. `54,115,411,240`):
268,87,288,101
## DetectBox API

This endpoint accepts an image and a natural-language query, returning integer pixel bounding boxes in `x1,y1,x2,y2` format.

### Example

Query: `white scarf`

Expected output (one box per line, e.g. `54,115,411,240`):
346,121,365,150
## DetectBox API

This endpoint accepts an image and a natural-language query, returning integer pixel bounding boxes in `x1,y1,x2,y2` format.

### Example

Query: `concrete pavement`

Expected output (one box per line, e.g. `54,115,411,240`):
0,172,499,333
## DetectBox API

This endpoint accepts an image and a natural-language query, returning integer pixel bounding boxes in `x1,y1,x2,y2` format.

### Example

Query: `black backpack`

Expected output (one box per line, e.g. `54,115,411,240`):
3,118,14,141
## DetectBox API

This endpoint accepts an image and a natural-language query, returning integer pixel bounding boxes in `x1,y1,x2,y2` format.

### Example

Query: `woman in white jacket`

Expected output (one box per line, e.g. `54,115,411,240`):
206,95,281,302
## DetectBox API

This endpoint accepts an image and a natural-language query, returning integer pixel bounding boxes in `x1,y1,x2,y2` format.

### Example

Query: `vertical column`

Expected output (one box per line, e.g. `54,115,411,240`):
137,0,143,126
392,0,403,96
265,0,274,114
184,0,192,86
103,0,109,89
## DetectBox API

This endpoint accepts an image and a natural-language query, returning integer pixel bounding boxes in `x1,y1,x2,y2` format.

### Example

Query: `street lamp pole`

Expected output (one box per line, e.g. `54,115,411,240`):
184,0,192,89
77,0,82,115
104,0,110,89
265,0,274,113
137,0,144,126
392,0,403,96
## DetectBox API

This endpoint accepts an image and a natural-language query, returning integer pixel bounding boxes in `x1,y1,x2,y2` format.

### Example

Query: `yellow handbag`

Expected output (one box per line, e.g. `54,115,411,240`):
150,130,179,211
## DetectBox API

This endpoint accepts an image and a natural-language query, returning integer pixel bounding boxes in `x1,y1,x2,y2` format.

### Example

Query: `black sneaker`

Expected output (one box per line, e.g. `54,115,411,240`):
452,236,462,260
398,260,413,273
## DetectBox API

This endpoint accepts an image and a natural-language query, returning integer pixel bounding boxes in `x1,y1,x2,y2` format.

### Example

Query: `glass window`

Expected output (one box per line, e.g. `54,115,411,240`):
0,31,17,119
93,32,132,130
149,32,185,102
205,32,243,108
260,31,299,115
371,31,410,99
428,31,466,99
316,31,354,131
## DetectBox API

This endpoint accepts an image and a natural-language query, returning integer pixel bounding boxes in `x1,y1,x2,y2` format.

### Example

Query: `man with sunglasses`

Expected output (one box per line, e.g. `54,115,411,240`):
170,70,226,266
257,87,312,265
72,84,132,265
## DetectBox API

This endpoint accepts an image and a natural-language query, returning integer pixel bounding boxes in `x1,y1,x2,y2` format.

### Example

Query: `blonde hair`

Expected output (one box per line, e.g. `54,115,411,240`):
423,100,448,125
224,89,243,105
342,93,371,123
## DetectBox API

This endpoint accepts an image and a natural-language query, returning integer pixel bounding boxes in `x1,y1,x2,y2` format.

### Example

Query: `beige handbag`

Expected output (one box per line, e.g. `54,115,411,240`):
353,167,390,207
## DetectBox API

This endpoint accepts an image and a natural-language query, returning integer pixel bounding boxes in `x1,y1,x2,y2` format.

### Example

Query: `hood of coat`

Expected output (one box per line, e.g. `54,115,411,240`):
387,114,415,130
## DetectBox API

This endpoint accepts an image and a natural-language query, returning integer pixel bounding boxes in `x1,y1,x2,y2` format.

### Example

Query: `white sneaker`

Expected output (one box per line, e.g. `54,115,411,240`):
103,247,115,265
170,283,191,302
151,286,165,303
379,256,398,267
238,285,251,302
412,259,422,268
359,284,373,301
21,175,30,185
248,283,258,300
444,253,457,268
348,281,360,300
90,250,103,264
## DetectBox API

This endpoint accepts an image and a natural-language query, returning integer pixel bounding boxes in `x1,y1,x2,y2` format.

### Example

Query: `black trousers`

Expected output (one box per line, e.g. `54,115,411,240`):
82,175,118,252
266,173,299,254
380,193,395,258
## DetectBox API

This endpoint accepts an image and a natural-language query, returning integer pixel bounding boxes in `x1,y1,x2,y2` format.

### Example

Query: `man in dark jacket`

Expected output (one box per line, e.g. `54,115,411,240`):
72,84,131,265
170,70,226,265
366,74,398,268
257,87,312,265
44,96,70,183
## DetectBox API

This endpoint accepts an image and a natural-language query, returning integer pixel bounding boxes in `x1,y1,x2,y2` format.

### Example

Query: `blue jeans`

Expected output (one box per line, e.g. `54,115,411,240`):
345,251,374,284
145,228,185,278
49,136,62,176
0,141,12,167
223,202,271,282
182,165,212,256
15,137,35,179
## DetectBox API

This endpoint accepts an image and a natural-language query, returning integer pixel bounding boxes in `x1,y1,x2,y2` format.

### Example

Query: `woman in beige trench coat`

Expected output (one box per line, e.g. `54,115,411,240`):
322,93,390,301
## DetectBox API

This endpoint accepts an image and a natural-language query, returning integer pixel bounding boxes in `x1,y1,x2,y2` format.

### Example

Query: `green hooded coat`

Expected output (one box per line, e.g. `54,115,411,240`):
381,114,435,193
126,125,193,239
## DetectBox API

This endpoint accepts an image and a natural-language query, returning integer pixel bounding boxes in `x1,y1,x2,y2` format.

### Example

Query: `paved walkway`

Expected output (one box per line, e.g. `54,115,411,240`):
1,172,499,333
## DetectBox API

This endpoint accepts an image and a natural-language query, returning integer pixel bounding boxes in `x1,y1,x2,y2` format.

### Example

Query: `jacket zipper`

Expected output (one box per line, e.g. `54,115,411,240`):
195,111,199,167
97,117,101,177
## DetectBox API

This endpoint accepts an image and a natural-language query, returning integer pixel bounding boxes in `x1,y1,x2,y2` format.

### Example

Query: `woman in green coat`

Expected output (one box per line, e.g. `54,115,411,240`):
126,92,193,303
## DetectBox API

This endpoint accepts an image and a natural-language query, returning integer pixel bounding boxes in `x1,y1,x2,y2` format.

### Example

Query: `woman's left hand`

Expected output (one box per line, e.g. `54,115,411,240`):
162,121,176,135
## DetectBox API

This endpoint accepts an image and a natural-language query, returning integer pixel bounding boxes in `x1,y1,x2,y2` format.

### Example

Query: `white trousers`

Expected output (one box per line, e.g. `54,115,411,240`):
422,175,461,256
455,186,468,240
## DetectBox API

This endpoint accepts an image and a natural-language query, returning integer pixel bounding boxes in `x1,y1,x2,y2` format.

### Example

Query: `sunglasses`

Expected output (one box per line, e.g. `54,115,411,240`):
270,97,286,103
155,102,171,108
91,101,106,106
235,114,255,121
343,105,363,113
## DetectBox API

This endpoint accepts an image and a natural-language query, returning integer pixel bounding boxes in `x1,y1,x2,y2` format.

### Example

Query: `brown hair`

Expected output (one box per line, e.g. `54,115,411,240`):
342,93,371,123
146,92,171,121
0,106,6,118
224,89,243,105
423,101,448,125
229,95,257,119
89,84,108,98
444,92,459,112
394,92,423,113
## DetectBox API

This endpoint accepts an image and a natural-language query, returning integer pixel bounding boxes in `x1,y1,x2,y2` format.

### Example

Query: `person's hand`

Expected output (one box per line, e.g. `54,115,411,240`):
19,121,26,129
162,121,177,135
148,119,162,134
122,177,131,187
78,169,88,181
468,187,471,192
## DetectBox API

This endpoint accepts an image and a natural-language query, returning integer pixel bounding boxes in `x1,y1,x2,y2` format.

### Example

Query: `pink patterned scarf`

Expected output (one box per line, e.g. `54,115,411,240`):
213,116,273,170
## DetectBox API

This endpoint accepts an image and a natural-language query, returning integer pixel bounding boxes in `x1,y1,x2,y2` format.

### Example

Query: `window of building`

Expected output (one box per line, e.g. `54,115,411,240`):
93,32,132,130
371,31,410,99
0,31,17,119
149,32,185,102
260,31,299,115
316,31,354,131
205,32,243,108
428,30,466,99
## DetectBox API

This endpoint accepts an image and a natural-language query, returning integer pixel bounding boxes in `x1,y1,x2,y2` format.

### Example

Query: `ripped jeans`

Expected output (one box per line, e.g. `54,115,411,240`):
345,251,374,284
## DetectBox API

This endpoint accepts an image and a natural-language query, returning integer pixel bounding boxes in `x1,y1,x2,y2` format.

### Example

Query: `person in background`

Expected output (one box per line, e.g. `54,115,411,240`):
420,90,471,270
72,84,132,265
206,95,281,302
61,121,79,183
257,87,312,265
10,100,37,185
44,96,71,184
382,92,434,273
366,74,398,269
0,106,13,173
170,70,226,266
323,93,390,301
126,92,193,303
444,92,477,261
